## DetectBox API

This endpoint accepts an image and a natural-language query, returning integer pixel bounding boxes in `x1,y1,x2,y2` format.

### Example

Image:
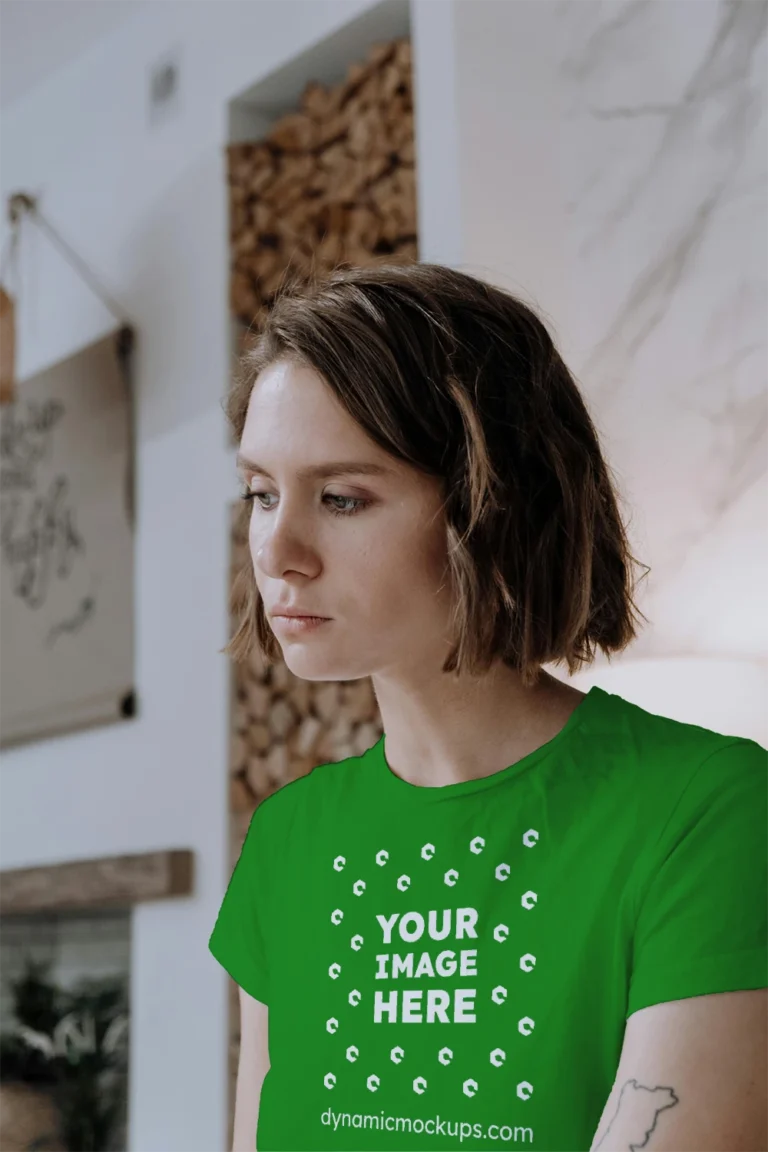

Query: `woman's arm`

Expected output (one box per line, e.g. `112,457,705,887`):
232,986,270,1152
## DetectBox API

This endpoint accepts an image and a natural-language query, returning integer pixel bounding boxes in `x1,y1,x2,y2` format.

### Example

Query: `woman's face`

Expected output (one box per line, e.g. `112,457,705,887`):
237,358,455,682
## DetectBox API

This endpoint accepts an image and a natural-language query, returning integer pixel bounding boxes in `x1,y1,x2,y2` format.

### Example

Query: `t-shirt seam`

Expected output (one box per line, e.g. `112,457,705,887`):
250,799,274,1003
648,736,750,853
370,687,602,804
627,736,752,934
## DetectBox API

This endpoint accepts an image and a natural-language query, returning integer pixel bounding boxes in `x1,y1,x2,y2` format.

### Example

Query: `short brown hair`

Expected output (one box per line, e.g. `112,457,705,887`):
223,262,649,687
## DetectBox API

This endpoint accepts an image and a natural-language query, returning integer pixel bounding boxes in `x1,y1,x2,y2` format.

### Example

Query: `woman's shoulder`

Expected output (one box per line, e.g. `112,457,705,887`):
581,688,766,838
586,684,763,764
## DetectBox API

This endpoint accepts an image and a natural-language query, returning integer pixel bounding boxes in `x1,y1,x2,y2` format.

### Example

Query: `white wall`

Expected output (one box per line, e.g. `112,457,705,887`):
0,0,152,109
0,4,394,1149
450,0,767,743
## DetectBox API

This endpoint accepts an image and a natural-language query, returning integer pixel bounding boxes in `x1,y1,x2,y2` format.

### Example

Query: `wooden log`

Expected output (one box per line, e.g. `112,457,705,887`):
365,40,398,71
230,732,248,774
245,681,271,721
231,774,255,812
267,111,318,152
394,38,412,71
316,110,350,149
314,681,341,722
391,239,418,263
342,678,379,723
294,714,323,757
347,110,380,159
266,741,289,781
300,79,342,121
315,231,344,265
249,162,277,196
270,661,293,691
247,721,271,754
353,720,384,756
0,850,194,915
245,755,268,799
269,697,295,740
301,80,332,120
291,677,312,714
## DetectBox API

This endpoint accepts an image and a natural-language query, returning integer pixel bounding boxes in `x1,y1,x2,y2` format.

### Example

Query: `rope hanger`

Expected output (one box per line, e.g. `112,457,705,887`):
0,191,133,329
0,193,137,530
0,195,135,407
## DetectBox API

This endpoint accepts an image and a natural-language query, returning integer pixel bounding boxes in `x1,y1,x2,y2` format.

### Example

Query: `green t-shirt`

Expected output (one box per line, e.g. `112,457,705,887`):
209,685,768,1151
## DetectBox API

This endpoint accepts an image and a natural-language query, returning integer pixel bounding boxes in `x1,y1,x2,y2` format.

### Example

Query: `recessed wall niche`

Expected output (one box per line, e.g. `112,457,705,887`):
222,0,415,1142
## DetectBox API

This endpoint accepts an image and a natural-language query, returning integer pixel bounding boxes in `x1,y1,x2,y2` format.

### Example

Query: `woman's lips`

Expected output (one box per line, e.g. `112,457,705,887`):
272,615,331,634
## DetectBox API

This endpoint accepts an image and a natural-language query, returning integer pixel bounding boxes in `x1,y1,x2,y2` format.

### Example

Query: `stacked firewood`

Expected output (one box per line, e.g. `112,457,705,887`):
227,36,417,331
224,36,414,816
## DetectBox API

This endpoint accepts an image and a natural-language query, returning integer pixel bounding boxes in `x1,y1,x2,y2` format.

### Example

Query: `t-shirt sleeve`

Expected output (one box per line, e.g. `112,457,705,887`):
209,800,272,1005
626,736,768,1018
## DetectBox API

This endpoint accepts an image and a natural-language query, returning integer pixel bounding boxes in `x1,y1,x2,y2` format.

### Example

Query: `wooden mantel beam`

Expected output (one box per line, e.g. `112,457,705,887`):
0,849,194,915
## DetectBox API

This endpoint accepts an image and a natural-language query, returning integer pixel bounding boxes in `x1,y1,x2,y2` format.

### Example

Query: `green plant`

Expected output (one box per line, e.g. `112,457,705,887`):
0,956,129,1151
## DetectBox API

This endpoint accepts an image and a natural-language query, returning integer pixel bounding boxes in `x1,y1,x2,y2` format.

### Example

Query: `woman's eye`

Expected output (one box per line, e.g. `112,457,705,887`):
325,495,368,517
239,490,370,518
239,490,274,509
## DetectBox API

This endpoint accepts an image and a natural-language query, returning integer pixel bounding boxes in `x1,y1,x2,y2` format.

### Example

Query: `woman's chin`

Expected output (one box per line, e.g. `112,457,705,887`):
280,649,366,684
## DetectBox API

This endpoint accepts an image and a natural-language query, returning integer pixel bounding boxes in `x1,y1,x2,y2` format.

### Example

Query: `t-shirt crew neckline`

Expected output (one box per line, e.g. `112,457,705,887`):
366,683,606,804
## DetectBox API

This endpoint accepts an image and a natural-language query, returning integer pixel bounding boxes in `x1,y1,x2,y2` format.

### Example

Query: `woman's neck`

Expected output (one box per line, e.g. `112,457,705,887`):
371,663,586,789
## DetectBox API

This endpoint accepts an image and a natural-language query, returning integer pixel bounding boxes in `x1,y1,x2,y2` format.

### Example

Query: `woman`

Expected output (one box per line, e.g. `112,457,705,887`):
209,263,767,1152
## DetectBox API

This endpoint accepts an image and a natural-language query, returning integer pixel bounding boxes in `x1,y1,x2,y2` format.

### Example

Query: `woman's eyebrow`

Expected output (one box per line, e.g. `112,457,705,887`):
235,454,394,481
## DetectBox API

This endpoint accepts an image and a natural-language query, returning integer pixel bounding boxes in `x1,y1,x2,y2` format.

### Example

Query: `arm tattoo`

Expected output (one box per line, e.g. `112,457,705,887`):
592,1079,680,1151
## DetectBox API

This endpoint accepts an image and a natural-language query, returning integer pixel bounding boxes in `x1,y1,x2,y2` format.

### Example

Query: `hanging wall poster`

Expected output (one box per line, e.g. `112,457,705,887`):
0,287,15,404
0,326,136,747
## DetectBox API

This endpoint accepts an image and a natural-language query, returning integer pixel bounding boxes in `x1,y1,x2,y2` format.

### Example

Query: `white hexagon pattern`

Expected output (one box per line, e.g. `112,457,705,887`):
325,828,542,1107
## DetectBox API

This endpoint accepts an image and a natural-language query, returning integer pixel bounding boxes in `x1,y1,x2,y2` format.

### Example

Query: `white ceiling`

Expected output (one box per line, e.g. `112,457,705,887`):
0,0,151,110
